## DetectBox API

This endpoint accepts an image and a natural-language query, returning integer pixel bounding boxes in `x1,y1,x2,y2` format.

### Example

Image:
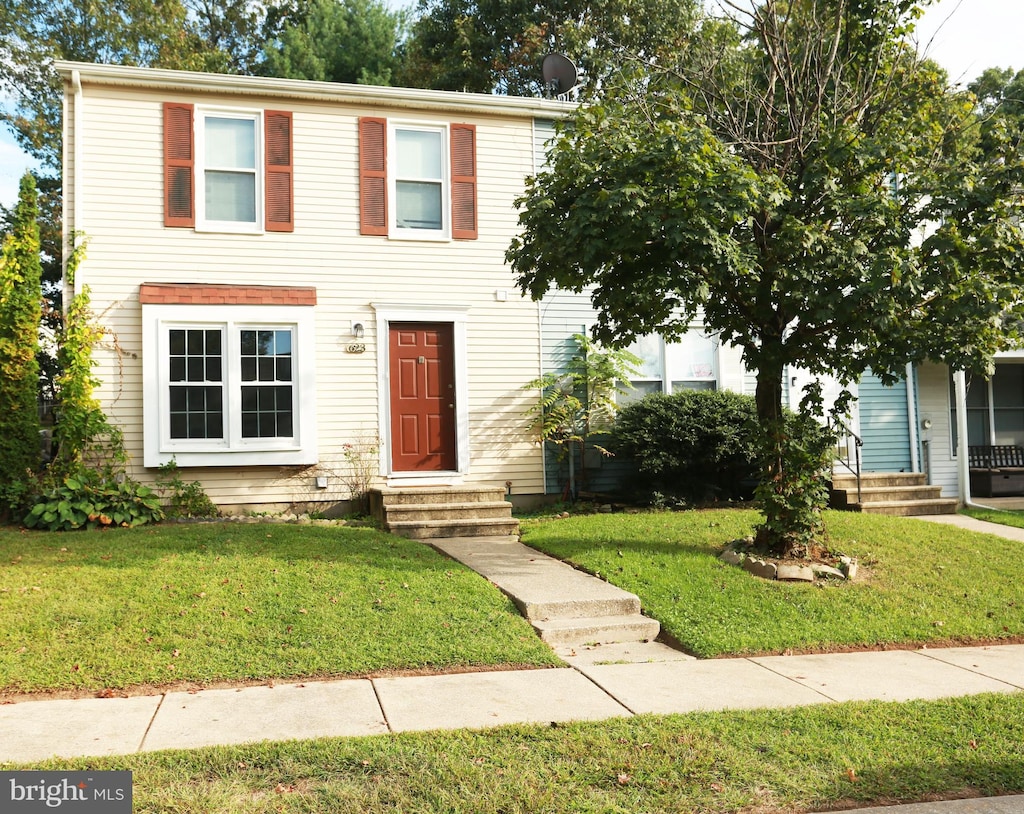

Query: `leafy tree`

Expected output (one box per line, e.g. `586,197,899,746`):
260,0,407,85
969,66,1024,155
0,173,43,515
400,0,699,96
0,0,279,171
508,0,1024,556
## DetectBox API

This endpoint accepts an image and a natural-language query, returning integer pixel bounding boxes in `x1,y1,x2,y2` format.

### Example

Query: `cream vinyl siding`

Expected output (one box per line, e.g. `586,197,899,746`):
67,79,546,508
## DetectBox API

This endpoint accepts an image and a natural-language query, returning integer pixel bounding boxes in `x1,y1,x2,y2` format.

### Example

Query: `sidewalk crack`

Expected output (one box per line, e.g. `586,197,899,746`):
137,693,166,752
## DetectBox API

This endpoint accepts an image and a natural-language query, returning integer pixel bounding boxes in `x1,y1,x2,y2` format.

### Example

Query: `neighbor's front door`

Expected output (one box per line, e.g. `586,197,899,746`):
389,322,457,472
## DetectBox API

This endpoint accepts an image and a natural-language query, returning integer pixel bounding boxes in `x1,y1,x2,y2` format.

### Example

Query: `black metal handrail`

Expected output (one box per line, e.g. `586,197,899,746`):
830,417,863,505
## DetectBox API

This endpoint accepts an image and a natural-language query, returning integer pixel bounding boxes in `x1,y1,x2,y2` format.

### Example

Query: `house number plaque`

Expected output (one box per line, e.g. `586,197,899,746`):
346,343,366,354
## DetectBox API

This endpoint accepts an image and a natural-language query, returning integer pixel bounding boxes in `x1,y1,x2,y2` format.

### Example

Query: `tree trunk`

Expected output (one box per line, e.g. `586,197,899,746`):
752,356,828,558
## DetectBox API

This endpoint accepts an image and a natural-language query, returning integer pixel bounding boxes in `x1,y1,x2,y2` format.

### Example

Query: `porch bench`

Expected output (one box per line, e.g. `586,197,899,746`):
968,445,1024,497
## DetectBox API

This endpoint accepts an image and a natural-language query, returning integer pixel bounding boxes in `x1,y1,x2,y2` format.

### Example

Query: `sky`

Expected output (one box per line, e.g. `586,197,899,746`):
1,0,1022,210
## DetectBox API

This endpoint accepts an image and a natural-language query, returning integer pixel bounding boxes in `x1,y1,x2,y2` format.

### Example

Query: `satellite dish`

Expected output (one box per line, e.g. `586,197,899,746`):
542,53,579,97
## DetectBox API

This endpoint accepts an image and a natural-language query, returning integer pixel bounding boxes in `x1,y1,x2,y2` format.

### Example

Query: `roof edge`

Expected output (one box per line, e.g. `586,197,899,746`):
54,61,575,119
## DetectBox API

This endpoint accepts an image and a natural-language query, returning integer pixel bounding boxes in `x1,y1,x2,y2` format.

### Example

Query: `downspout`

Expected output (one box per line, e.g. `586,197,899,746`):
66,69,84,304
531,116,548,495
953,368,985,508
537,298,547,492
905,363,920,472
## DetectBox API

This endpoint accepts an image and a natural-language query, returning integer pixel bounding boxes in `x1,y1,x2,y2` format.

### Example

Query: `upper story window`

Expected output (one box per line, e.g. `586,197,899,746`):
199,113,259,228
163,103,293,233
359,116,477,240
198,111,260,231
393,125,445,234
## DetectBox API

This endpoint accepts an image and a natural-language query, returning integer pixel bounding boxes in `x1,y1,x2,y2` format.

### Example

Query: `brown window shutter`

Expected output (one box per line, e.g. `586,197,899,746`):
163,102,195,228
265,110,294,232
359,117,388,236
450,123,477,240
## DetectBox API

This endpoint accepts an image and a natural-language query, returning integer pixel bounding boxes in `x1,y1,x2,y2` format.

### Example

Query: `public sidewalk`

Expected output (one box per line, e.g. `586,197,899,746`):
1,512,1023,814
1,641,1022,763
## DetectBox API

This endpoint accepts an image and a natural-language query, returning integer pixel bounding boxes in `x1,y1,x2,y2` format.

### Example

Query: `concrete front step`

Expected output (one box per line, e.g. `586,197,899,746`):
835,485,945,506
384,501,514,523
856,486,944,502
370,487,519,540
531,614,661,647
387,518,520,539
517,595,641,622
848,498,959,516
833,473,928,489
373,487,506,506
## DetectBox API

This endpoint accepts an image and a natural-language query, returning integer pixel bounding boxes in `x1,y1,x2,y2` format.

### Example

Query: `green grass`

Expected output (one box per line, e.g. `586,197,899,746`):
521,509,1024,657
12,693,1024,812
0,522,559,694
962,507,1024,529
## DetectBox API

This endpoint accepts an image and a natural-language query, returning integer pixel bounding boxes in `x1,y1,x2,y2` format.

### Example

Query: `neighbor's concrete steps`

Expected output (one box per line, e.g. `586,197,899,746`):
370,486,519,539
428,536,661,648
831,472,958,516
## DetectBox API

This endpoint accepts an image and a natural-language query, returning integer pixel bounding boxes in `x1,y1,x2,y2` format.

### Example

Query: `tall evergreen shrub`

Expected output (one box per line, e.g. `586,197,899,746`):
0,173,43,512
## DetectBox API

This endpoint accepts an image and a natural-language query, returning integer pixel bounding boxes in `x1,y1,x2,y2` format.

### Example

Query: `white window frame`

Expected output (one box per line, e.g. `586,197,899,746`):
143,303,317,467
195,107,264,234
387,121,450,241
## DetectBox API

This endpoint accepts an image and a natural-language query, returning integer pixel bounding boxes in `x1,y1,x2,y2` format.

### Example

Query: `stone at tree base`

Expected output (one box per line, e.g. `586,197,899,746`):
776,564,815,582
743,558,778,580
811,564,846,580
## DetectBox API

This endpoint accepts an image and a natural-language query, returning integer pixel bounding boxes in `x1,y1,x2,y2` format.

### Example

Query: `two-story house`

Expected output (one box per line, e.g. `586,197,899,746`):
57,61,573,514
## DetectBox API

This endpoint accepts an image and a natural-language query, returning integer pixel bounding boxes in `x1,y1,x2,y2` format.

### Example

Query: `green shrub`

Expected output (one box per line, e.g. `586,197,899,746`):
611,390,762,501
155,459,219,519
23,471,164,531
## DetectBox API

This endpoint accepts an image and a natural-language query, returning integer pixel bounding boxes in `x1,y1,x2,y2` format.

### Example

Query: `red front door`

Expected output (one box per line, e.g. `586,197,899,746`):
389,322,457,472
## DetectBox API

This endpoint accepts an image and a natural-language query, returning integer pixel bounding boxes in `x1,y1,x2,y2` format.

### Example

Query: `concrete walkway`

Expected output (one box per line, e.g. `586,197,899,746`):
2,515,1024,813
2,642,1022,763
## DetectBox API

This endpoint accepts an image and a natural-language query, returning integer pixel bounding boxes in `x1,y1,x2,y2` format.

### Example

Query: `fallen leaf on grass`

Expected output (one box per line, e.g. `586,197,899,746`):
617,773,631,786
847,769,858,783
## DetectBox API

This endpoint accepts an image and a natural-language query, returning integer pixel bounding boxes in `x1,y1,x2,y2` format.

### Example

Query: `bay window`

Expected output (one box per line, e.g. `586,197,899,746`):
142,298,316,467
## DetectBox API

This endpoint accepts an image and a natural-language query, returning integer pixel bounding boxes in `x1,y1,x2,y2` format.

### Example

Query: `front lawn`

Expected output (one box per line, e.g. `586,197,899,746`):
521,509,1024,657
962,507,1024,529
0,523,559,695
14,693,1024,812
